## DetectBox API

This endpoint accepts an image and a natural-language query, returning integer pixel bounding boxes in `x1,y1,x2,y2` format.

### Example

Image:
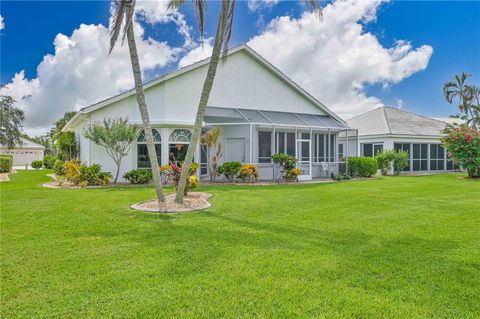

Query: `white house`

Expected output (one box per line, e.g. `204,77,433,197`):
63,45,356,181
0,138,45,166
346,106,460,173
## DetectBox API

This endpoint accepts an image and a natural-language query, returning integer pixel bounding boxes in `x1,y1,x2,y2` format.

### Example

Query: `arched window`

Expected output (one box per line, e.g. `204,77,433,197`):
137,129,162,143
137,129,162,168
168,129,192,164
169,129,192,143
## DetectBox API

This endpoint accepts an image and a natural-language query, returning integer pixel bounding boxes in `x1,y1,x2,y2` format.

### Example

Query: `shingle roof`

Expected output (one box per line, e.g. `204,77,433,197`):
346,106,448,137
0,138,45,150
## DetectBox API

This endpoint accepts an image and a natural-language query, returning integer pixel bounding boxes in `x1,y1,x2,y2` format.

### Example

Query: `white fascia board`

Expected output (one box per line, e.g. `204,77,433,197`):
62,112,89,132
357,133,444,140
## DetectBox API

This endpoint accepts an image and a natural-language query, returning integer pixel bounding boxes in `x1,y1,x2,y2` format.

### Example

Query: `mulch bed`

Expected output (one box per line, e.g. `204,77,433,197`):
130,192,213,213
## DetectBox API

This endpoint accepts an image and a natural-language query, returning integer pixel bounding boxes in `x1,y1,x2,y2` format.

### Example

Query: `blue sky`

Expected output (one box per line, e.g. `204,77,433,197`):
1,0,479,134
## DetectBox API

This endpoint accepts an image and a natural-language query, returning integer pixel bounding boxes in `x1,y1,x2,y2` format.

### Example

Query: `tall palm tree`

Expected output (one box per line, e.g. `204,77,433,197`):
171,0,322,204
443,72,480,127
110,0,166,202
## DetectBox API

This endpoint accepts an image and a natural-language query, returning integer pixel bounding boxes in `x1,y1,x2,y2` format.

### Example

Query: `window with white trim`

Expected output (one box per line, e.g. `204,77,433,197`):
169,129,192,164
137,129,161,168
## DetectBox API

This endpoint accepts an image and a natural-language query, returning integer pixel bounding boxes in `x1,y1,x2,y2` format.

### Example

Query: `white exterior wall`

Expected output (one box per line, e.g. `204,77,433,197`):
356,135,460,173
70,49,339,181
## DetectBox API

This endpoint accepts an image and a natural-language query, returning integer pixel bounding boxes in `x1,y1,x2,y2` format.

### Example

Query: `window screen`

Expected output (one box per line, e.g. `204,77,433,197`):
258,131,272,163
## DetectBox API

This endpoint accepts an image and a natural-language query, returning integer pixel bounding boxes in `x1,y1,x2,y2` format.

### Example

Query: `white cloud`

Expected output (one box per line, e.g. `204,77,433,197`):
0,1,190,135
178,38,213,68
0,15,4,30
248,0,433,118
395,98,403,109
248,0,279,12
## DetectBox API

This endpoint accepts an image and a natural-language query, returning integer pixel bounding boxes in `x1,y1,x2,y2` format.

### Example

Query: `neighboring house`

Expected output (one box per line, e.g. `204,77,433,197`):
63,45,356,181
346,106,460,173
0,138,45,166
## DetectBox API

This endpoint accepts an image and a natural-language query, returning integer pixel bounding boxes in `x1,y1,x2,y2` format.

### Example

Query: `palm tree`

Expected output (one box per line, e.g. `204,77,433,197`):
110,0,166,202
171,0,322,204
443,72,480,128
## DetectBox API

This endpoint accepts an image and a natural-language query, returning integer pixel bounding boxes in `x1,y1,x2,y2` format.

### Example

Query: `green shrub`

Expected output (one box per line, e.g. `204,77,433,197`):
0,156,13,173
332,174,352,181
59,160,111,187
348,157,378,177
31,160,43,170
218,161,242,181
442,125,480,178
123,169,153,184
79,163,112,187
376,151,409,175
53,159,65,175
272,153,298,181
43,154,57,169
1,154,13,160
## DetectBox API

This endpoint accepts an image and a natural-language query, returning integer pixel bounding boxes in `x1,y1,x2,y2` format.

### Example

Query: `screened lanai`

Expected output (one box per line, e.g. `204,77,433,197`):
203,107,358,180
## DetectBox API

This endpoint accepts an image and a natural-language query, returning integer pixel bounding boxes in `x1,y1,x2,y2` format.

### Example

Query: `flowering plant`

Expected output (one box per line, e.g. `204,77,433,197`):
285,168,302,182
442,125,480,178
237,164,259,182
161,162,199,194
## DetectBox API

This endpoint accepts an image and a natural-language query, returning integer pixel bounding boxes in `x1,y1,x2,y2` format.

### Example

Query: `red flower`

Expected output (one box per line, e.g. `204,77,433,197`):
466,133,473,142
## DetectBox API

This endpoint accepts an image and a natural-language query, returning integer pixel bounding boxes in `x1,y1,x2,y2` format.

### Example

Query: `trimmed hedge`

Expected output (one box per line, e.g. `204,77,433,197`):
31,160,43,170
348,157,378,177
123,169,153,184
0,156,13,173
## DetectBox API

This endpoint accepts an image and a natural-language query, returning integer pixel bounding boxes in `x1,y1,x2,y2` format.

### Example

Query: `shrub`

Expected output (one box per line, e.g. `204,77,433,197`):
43,154,57,169
376,151,409,176
79,163,112,187
161,163,199,194
272,153,298,181
31,160,43,170
332,174,352,181
0,156,12,173
59,160,111,187
237,164,259,182
123,169,153,184
442,125,480,178
218,161,242,181
392,151,409,175
348,157,378,177
53,159,65,175
285,168,302,182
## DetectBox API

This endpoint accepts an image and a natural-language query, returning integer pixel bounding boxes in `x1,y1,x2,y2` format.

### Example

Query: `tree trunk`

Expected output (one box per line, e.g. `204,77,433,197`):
174,2,228,204
114,158,121,183
126,25,165,202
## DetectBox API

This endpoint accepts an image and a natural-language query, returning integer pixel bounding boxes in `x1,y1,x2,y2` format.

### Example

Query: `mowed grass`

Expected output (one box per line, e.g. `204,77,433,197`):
1,171,479,318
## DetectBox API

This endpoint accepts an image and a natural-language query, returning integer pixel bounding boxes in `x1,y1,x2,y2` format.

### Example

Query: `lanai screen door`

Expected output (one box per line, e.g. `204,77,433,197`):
296,137,312,181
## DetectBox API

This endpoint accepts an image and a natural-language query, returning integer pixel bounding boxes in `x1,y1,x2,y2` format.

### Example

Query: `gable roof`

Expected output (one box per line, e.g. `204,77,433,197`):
63,44,347,131
347,106,448,137
1,138,45,150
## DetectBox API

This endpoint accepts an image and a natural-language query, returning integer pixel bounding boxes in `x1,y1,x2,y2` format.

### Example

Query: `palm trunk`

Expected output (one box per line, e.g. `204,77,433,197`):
126,25,165,202
175,3,228,204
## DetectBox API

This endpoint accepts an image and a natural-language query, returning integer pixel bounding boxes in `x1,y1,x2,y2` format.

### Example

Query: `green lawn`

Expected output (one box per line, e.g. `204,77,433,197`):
1,171,479,318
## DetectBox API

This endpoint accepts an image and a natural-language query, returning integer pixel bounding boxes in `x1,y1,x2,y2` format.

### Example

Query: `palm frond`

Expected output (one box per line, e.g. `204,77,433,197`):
122,0,137,45
303,0,322,20
169,0,207,42
221,0,236,57
109,0,136,54
109,0,126,54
